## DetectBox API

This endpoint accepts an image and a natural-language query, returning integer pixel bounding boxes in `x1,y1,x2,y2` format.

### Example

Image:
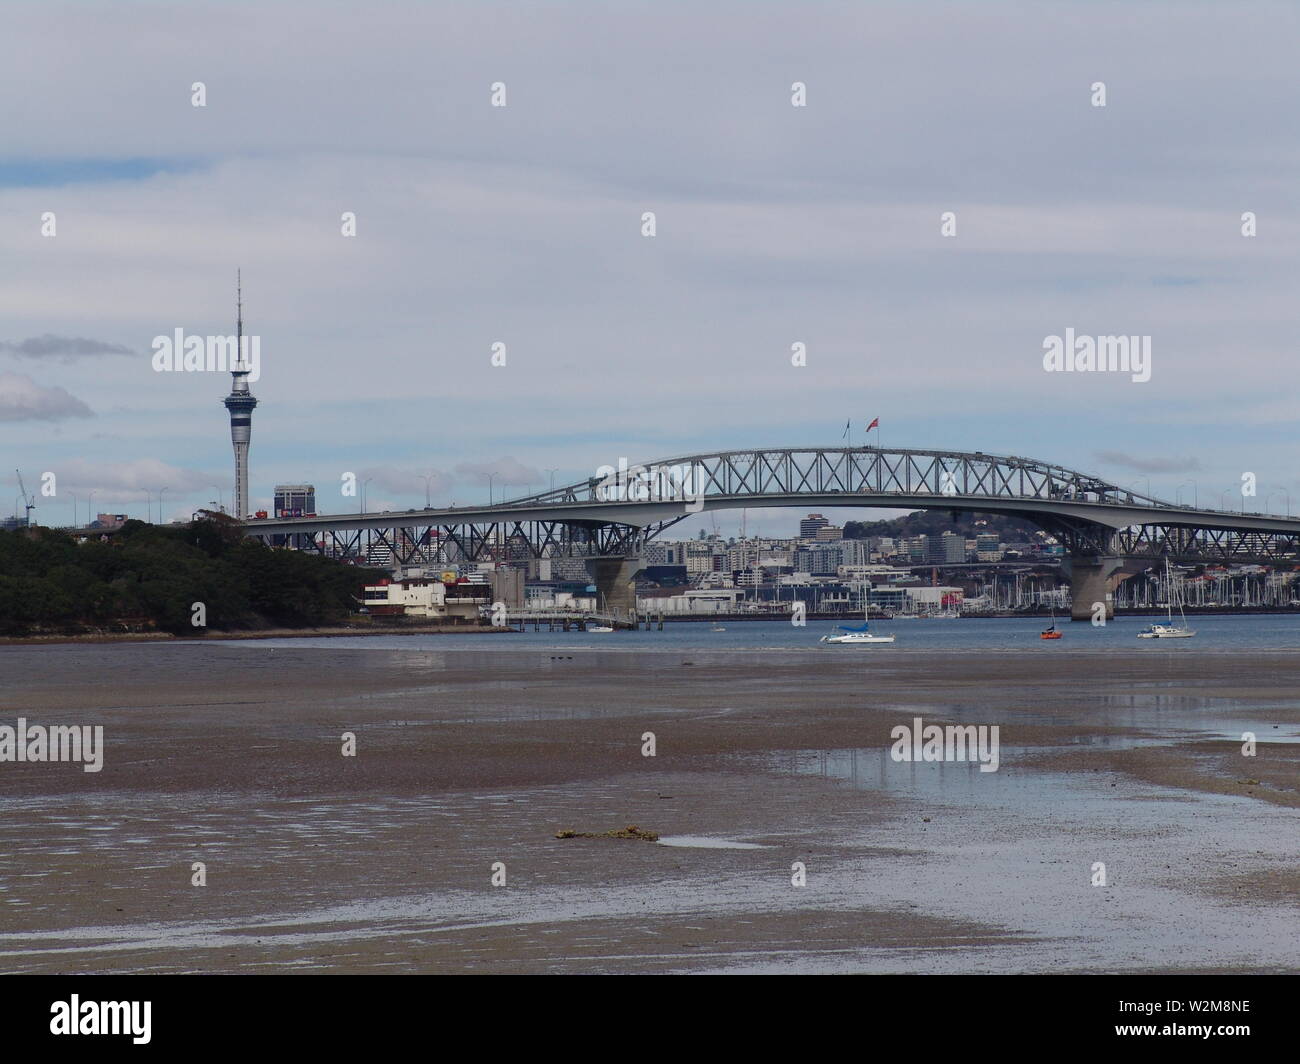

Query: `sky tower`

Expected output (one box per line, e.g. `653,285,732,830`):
222,271,258,519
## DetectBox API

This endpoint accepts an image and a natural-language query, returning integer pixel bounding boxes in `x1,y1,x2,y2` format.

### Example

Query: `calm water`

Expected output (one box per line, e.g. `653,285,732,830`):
211,613,1300,655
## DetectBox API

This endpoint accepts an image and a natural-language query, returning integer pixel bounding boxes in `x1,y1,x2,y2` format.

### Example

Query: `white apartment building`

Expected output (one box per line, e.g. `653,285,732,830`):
685,543,720,576
361,579,484,622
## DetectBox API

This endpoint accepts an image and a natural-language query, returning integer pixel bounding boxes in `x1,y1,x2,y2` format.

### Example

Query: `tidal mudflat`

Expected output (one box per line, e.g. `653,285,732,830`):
0,641,1295,973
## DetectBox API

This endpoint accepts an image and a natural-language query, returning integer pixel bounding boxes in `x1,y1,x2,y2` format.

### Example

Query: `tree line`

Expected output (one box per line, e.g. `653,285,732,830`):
0,517,387,636
842,511,1044,541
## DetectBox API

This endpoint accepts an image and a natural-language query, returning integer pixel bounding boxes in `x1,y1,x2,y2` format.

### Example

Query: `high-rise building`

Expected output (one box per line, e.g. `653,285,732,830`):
799,513,830,539
838,539,870,566
906,536,929,563
928,531,967,564
646,542,692,566
222,272,258,520
272,485,316,549
685,542,718,576
274,485,316,518
794,544,844,575
726,545,757,572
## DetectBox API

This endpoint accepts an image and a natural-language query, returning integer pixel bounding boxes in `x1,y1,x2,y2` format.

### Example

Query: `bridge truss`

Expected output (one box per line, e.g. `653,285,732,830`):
247,447,1300,569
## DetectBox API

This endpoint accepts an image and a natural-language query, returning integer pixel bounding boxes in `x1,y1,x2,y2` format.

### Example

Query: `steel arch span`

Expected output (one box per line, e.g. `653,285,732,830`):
247,446,1300,568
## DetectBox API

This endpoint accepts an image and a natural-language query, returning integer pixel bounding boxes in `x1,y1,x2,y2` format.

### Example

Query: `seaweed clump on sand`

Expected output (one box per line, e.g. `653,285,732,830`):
554,825,660,842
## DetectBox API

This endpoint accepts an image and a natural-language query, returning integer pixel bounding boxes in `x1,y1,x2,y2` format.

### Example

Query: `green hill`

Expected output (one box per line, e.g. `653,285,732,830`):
843,511,1046,541
0,516,387,637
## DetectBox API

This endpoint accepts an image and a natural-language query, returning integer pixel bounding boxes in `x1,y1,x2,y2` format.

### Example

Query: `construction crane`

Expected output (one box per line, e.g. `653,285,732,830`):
15,469,35,527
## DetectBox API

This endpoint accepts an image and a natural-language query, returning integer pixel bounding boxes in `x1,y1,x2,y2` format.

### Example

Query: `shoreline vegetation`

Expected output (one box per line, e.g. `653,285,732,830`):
0,517,390,639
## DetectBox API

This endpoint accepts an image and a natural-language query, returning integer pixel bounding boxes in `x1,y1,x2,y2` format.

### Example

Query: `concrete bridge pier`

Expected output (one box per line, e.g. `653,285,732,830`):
489,567,524,608
587,557,641,619
1063,555,1143,621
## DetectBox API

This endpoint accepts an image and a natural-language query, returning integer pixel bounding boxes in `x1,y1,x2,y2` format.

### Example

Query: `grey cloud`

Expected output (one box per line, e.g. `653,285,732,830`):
455,457,541,487
1094,451,1204,475
0,373,93,421
34,458,216,498
358,466,453,495
0,334,134,360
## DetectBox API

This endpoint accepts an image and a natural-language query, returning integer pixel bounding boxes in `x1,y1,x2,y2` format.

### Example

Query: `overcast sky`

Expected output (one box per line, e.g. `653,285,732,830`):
2,1,1297,534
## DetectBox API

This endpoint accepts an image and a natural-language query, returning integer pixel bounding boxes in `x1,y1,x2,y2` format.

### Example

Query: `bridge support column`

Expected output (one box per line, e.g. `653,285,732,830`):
489,568,524,608
587,558,641,619
1063,556,1142,621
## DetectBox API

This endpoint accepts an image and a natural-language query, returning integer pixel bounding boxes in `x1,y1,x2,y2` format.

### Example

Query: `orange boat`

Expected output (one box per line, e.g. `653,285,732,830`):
1040,627,1062,640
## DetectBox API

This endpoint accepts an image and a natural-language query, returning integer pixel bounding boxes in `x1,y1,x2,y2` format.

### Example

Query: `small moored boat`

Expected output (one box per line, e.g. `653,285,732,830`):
1137,560,1195,639
820,621,895,645
1138,622,1194,639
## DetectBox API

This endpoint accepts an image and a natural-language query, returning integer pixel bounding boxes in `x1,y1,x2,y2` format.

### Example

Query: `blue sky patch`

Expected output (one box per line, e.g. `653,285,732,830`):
0,157,205,188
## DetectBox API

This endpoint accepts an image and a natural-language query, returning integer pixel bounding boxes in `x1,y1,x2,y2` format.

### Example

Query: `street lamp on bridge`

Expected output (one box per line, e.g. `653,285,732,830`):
1176,481,1197,508
415,471,437,509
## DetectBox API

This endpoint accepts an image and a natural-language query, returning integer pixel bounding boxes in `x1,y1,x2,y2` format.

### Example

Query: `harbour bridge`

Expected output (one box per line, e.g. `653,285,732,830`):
244,447,1300,621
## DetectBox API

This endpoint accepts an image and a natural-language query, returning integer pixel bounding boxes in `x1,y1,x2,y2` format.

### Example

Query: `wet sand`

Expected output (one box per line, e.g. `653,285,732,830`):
0,643,1296,973
0,624,507,646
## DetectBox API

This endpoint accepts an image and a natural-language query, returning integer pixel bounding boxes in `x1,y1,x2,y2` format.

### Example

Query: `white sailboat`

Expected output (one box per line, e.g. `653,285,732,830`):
1138,560,1195,639
820,601,895,645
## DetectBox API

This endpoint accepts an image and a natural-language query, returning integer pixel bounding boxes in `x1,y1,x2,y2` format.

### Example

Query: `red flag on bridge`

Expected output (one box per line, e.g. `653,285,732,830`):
866,417,879,432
